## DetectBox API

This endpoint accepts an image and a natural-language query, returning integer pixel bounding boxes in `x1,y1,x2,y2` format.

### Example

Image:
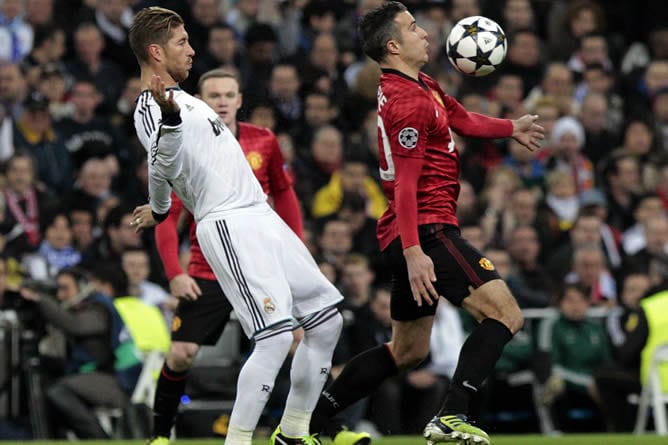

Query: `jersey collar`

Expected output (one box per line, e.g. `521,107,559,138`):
381,68,428,91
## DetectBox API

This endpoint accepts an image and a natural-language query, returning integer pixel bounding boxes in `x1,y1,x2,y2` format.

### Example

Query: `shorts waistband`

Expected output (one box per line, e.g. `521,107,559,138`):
418,223,459,236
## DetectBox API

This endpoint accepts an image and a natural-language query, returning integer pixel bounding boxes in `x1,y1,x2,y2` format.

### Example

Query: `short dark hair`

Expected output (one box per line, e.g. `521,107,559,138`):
197,68,240,93
33,23,60,49
103,203,134,231
90,263,129,297
57,266,89,292
559,283,590,302
358,1,407,63
129,7,185,64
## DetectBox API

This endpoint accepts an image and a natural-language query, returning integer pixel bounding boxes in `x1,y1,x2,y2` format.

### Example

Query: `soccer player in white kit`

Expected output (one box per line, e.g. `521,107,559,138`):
128,7,343,445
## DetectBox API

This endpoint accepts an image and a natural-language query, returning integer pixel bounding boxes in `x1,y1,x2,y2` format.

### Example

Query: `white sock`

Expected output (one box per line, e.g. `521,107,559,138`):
279,408,312,438
223,424,253,445
228,329,293,435
280,307,343,437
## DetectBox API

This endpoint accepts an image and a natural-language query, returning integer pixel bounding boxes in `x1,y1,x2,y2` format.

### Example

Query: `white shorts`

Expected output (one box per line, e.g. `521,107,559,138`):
196,205,343,338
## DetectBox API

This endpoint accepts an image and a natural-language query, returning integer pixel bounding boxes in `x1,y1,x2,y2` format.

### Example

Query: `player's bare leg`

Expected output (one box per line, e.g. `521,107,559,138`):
424,280,522,445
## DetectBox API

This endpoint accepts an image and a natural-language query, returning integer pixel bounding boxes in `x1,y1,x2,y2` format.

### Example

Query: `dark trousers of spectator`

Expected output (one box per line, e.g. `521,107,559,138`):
46,372,128,439
594,366,641,432
367,374,448,435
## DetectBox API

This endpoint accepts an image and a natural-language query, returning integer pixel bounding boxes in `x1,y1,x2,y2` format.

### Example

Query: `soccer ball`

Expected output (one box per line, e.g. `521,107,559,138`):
446,15,507,77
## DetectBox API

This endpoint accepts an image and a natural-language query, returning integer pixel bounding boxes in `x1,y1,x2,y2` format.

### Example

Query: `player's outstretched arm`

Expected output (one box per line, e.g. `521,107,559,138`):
147,74,183,219
511,114,545,152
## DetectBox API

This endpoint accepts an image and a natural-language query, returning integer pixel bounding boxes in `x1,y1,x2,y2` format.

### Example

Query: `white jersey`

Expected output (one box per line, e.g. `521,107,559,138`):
133,88,266,222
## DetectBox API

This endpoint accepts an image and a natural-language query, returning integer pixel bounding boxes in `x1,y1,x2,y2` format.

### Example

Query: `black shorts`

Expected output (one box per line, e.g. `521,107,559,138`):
383,223,501,321
170,277,234,345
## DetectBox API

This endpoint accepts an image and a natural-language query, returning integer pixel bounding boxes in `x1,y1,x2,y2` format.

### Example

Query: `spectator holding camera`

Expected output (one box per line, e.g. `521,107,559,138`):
19,266,142,438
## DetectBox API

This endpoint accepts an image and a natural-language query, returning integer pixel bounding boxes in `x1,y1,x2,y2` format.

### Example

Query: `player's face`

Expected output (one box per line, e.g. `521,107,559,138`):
393,11,429,67
200,77,242,127
163,25,195,83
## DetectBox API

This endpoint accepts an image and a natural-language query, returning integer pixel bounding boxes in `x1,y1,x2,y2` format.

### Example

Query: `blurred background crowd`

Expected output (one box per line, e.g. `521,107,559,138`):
1,0,668,440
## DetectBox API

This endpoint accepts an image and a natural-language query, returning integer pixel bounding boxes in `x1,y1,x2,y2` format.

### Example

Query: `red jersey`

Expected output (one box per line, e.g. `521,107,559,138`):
375,69,513,251
237,122,293,195
155,122,295,281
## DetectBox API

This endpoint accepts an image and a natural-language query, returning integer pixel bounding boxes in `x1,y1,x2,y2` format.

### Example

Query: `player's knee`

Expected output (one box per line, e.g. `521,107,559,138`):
301,307,343,349
498,304,523,334
168,342,200,371
392,340,430,370
253,327,294,368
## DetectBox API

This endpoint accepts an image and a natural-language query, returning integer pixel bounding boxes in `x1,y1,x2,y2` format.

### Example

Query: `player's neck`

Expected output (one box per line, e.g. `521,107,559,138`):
227,120,238,136
380,59,420,81
139,65,178,91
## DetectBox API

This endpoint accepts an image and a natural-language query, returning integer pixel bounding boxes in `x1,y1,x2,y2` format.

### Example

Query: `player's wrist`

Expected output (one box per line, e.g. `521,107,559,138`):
161,109,182,126
152,210,169,223
403,244,423,257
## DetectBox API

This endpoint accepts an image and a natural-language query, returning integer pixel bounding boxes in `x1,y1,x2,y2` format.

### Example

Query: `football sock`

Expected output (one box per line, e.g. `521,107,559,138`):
310,344,398,436
227,329,293,437
280,308,343,437
153,364,189,437
223,424,253,445
439,318,513,416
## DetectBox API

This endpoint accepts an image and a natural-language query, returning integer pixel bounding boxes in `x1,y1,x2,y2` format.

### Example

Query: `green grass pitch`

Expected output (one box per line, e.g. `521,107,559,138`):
4,435,667,445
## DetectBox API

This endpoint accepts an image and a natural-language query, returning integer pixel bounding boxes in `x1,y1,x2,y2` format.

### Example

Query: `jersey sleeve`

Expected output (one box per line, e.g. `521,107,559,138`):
442,94,513,139
384,95,433,249
154,191,186,280
266,130,293,194
385,94,433,159
147,109,184,216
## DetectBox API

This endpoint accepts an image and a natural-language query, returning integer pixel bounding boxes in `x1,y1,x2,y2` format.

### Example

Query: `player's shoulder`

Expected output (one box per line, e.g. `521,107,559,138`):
418,72,442,92
380,71,430,101
238,121,274,136
134,90,160,140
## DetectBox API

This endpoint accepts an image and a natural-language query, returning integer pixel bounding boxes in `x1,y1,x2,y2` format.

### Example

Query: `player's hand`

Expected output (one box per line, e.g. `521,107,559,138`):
169,273,202,301
149,74,180,115
131,204,157,232
403,245,439,307
511,114,545,151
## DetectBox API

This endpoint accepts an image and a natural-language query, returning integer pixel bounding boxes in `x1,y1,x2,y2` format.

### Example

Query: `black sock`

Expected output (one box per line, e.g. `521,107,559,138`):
439,318,513,416
153,364,189,437
310,344,399,437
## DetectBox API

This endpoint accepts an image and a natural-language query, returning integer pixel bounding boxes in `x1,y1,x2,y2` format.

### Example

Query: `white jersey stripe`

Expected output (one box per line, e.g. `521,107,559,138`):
220,220,266,329
216,220,265,331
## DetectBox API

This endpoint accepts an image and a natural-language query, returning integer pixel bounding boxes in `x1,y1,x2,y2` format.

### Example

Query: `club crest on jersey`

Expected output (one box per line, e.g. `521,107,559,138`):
479,258,495,271
171,315,182,332
263,297,276,314
398,127,419,149
246,151,263,170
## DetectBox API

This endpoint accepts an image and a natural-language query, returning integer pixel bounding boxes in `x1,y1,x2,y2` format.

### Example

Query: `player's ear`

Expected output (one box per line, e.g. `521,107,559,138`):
147,43,163,63
386,38,400,56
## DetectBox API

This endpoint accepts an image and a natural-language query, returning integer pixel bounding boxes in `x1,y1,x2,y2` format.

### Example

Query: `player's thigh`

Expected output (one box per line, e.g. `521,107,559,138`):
196,217,293,338
171,278,232,346
276,214,343,318
422,224,502,307
462,279,523,333
389,316,434,369
383,237,440,322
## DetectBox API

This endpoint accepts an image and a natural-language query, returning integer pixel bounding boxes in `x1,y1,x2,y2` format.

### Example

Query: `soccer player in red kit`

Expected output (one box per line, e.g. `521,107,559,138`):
145,68,304,444
308,2,544,444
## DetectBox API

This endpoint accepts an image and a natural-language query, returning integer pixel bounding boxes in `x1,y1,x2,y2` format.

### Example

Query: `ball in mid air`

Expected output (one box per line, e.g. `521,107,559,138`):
446,15,507,77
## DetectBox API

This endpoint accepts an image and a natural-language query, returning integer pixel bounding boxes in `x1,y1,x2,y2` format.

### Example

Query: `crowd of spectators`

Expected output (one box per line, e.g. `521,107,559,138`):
2,0,668,439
